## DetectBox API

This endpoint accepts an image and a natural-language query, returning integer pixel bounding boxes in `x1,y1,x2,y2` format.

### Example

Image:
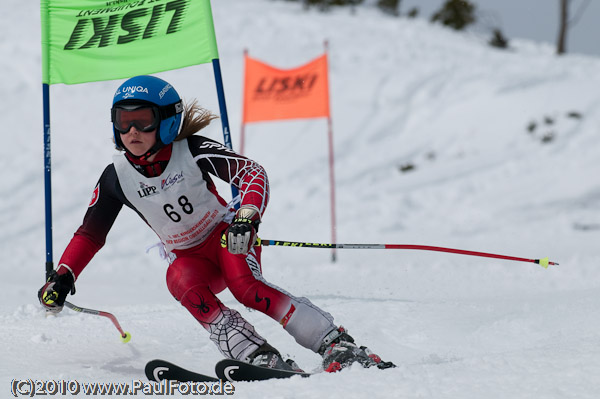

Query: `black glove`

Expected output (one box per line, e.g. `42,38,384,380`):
38,269,75,314
224,205,261,255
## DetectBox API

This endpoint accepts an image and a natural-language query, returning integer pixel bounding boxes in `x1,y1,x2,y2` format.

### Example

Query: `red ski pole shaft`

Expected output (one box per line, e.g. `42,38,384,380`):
64,301,131,342
257,239,559,268
383,244,558,267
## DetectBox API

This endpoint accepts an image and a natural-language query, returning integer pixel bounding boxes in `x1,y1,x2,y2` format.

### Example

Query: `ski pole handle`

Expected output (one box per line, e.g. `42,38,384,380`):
256,238,559,268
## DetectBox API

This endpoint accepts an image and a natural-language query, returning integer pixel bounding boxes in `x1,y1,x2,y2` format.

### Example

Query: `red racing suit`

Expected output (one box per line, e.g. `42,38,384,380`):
56,135,335,360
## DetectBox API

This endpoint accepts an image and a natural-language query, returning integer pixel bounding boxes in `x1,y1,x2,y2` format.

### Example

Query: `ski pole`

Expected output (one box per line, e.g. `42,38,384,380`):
64,301,131,342
256,238,559,268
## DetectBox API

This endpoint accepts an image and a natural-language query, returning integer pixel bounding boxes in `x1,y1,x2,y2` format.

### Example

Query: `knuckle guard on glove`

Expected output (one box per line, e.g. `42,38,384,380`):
38,270,75,313
226,205,261,255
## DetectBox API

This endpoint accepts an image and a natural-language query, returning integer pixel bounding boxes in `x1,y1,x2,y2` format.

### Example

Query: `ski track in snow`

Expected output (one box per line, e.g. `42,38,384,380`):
2,0,600,398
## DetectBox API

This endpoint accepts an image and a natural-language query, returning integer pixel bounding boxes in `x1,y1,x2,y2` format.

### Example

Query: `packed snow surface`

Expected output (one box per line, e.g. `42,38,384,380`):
2,0,600,398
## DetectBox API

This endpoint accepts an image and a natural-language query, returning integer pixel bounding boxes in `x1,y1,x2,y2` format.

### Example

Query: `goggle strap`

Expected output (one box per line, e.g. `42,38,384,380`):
159,100,184,120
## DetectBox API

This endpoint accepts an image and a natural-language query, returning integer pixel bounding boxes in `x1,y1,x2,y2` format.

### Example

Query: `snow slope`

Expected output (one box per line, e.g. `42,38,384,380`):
2,0,600,398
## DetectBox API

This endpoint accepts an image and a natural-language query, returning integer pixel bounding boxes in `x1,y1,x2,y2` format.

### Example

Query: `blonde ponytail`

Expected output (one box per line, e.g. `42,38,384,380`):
175,99,219,141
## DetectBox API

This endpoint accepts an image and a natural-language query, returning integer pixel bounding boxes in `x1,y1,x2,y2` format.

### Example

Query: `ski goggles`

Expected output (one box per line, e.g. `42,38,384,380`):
112,105,160,134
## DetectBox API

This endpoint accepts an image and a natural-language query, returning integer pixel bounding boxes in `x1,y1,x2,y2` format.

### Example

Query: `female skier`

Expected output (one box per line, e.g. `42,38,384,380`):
38,75,389,373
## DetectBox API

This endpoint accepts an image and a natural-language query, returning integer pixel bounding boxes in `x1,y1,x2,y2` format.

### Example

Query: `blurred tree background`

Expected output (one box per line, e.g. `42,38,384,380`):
278,0,593,56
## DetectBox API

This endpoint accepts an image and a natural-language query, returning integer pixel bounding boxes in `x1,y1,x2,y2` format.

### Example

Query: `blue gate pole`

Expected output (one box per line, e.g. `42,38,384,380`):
212,58,240,206
43,83,53,279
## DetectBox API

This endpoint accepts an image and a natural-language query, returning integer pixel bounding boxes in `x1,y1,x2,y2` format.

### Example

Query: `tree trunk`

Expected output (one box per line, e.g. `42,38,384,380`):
557,0,569,55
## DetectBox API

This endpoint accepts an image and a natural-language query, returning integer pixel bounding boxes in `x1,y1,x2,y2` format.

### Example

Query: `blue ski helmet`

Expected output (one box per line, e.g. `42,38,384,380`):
111,75,183,156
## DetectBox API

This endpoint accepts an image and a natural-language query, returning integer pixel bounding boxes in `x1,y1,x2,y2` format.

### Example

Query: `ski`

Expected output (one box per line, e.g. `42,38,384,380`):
145,359,219,382
146,355,394,384
215,359,312,382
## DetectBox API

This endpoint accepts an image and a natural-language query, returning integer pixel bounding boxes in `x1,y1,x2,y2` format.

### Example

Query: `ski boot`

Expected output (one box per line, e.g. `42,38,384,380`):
318,327,395,372
247,342,303,372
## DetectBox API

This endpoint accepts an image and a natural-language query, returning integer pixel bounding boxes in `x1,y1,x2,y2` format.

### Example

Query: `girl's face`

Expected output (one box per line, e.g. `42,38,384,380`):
121,127,157,158
114,106,159,158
